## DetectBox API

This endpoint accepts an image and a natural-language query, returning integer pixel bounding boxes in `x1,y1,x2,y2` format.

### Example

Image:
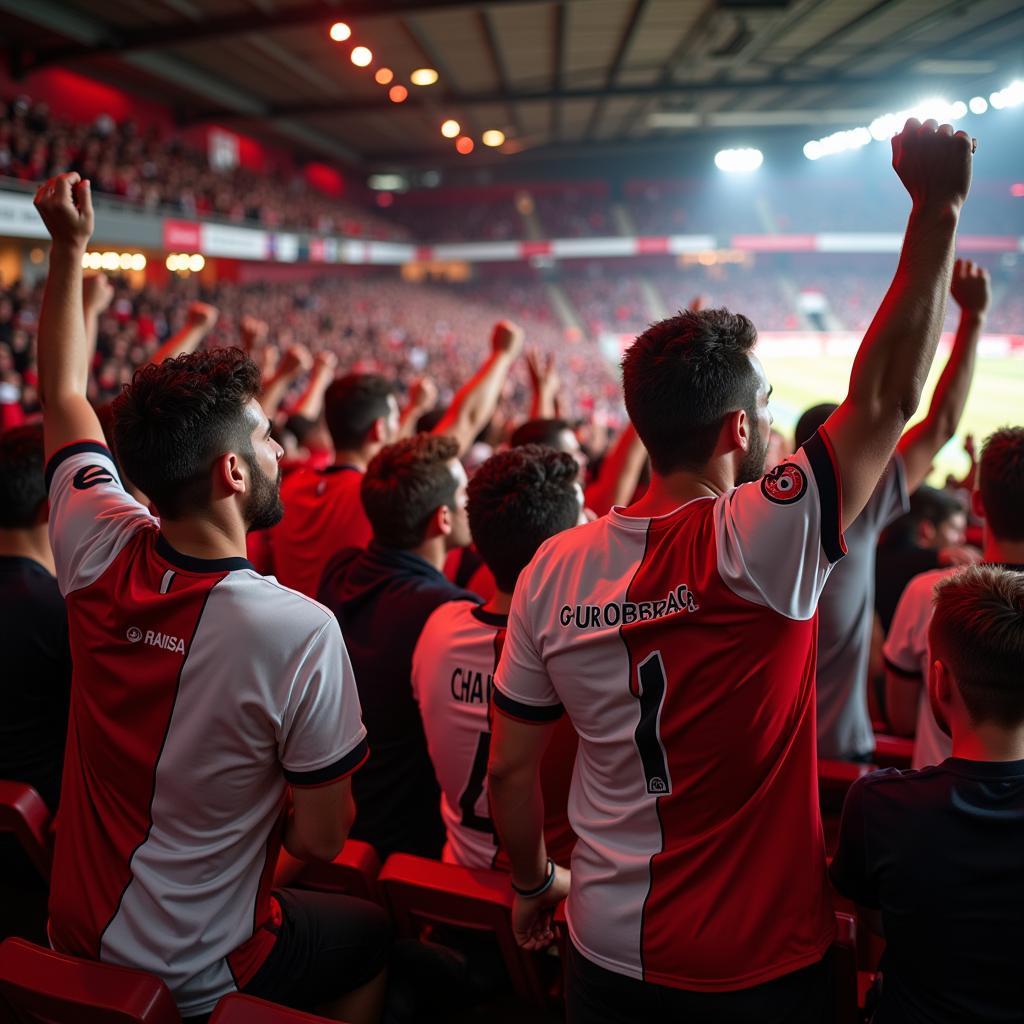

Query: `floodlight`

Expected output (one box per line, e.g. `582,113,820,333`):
714,148,763,172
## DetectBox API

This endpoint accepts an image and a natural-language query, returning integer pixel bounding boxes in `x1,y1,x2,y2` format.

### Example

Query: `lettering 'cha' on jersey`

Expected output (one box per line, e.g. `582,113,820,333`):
495,431,846,992
45,442,367,1017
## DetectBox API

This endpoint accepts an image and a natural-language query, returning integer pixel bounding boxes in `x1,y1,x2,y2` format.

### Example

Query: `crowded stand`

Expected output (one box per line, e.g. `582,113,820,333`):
3,10,1024,1022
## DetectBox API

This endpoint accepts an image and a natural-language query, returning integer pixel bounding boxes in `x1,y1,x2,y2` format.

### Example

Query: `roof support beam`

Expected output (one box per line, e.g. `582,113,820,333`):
583,0,648,141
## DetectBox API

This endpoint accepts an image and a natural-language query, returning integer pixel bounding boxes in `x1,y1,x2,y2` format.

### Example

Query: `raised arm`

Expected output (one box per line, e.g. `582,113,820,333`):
33,173,105,460
822,119,974,530
526,349,560,420
289,350,337,422
433,320,524,457
399,375,438,439
81,271,114,384
896,259,988,491
259,343,313,418
149,301,220,365
584,422,648,517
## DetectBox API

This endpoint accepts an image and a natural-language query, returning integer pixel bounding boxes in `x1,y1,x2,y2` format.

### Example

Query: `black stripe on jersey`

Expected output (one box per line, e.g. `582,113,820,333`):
803,429,846,564
473,606,509,628
492,689,564,723
883,655,922,680
286,738,370,787
156,534,255,574
44,440,115,490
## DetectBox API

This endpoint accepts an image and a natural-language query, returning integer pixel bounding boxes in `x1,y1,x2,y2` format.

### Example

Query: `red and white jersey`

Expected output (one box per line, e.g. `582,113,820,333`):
411,601,575,869
270,465,372,597
45,442,368,1017
495,432,845,992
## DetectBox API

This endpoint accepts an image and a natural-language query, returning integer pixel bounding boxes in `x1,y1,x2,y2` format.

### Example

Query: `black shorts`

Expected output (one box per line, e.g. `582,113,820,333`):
565,943,833,1024
184,888,390,1023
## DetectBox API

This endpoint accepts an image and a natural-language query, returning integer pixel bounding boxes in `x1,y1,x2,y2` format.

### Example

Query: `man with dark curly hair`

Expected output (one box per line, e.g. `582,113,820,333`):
32,173,388,1024
318,433,480,859
412,444,585,870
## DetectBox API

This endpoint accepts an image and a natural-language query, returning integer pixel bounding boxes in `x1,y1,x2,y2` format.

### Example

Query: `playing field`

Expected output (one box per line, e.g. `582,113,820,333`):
762,352,1024,486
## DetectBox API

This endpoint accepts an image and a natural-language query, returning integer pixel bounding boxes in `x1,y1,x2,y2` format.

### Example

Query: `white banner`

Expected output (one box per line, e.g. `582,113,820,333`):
0,191,45,239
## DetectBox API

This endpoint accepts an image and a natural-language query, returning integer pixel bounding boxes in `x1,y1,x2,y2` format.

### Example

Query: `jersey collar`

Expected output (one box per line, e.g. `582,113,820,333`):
156,534,255,574
471,606,508,627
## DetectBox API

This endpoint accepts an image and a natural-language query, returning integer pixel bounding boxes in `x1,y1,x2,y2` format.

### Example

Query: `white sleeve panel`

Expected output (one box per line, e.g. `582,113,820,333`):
45,442,157,597
715,430,846,621
882,570,948,678
279,619,368,785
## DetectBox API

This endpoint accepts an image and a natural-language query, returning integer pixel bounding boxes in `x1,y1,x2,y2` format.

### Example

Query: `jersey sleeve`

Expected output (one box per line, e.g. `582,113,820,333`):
714,428,846,619
863,453,910,533
493,560,564,724
828,775,883,909
45,441,157,597
882,573,939,678
279,619,369,786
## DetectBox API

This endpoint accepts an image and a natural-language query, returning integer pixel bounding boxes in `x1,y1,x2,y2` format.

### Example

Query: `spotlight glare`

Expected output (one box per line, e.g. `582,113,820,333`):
388,84,408,103
329,22,351,42
188,254,205,273
455,135,474,155
351,46,372,67
410,68,439,86
803,140,822,161
714,147,763,173
990,80,1024,109
482,129,506,147
969,96,988,114
374,67,394,85
441,119,460,138
950,100,967,119
165,254,180,272
130,253,147,271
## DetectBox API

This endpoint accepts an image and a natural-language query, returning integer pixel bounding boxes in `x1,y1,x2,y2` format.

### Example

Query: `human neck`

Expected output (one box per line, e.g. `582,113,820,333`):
623,466,730,519
482,590,512,616
0,526,56,575
333,448,369,472
983,537,1024,567
952,721,1024,763
404,536,448,573
159,514,248,563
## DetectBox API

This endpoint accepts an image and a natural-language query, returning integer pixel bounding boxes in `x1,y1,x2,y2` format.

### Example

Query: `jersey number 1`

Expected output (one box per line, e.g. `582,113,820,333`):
632,651,671,796
459,731,496,834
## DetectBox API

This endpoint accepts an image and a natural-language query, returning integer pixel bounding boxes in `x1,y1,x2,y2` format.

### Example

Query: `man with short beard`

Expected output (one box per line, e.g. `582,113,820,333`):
32,173,388,1024
487,119,976,1022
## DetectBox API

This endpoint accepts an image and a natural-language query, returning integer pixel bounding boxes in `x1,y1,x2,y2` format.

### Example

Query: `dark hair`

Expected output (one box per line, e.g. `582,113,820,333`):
510,418,573,451
468,445,580,593
931,564,1024,727
0,423,47,528
979,427,1024,542
621,308,760,474
324,373,394,450
884,485,965,547
362,434,460,549
111,348,263,519
794,403,838,450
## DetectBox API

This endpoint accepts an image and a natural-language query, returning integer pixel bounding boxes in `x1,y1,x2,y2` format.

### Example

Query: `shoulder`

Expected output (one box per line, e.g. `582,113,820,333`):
421,599,477,635
900,566,957,608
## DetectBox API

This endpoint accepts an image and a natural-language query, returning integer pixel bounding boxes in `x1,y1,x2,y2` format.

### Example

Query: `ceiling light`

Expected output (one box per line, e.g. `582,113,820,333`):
351,46,372,67
455,136,474,155
441,119,460,138
410,68,438,86
969,96,988,115
374,67,394,85
329,22,351,42
482,129,506,147
990,81,1024,109
188,254,205,273
388,85,408,103
714,148,762,172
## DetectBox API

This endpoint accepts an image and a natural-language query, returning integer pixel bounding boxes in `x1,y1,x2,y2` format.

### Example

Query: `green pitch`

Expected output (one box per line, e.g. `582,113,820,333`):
762,354,1024,486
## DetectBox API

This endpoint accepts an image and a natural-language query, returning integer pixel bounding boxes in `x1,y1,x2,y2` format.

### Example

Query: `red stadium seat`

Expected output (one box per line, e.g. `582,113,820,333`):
0,937,180,1024
818,759,873,803
210,993,339,1023
378,853,548,1007
872,734,913,769
0,782,53,883
294,839,382,904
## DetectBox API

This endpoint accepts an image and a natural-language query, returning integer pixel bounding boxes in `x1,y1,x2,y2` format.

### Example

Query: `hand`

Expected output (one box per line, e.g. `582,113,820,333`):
240,316,268,351
409,376,438,413
511,865,570,951
491,320,524,360
891,118,974,213
526,349,560,397
33,172,94,250
938,544,982,568
963,433,976,460
187,302,220,332
278,344,313,379
256,346,279,379
82,272,114,315
950,259,991,316
312,349,338,379
687,295,706,313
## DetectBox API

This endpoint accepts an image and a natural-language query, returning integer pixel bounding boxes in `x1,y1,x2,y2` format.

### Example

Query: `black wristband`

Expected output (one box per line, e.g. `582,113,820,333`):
511,858,555,898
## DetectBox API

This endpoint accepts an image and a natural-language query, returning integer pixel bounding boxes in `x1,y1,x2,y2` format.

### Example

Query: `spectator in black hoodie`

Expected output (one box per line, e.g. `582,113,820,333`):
318,434,478,859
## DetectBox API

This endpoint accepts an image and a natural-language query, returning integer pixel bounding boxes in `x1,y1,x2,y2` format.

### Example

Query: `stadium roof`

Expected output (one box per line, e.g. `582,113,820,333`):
1,0,1022,169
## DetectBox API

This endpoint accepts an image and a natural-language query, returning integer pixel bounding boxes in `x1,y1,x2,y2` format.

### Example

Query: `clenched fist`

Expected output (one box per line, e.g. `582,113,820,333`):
187,302,220,332
892,118,974,213
491,320,524,359
83,272,114,315
950,259,990,316
34,173,94,250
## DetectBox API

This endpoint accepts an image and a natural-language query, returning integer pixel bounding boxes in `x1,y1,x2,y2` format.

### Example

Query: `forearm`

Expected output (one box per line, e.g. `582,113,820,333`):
434,351,513,454
83,309,100,387
398,401,424,439
150,324,206,365
39,244,89,404
259,372,295,418
586,424,646,516
530,383,557,420
292,374,332,422
488,769,548,889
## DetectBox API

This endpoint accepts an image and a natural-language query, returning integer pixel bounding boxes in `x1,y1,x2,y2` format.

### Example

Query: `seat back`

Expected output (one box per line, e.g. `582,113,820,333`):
295,839,381,903
0,782,53,883
872,734,913,769
0,937,181,1024
378,853,547,1007
210,993,338,1023
833,911,860,1024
